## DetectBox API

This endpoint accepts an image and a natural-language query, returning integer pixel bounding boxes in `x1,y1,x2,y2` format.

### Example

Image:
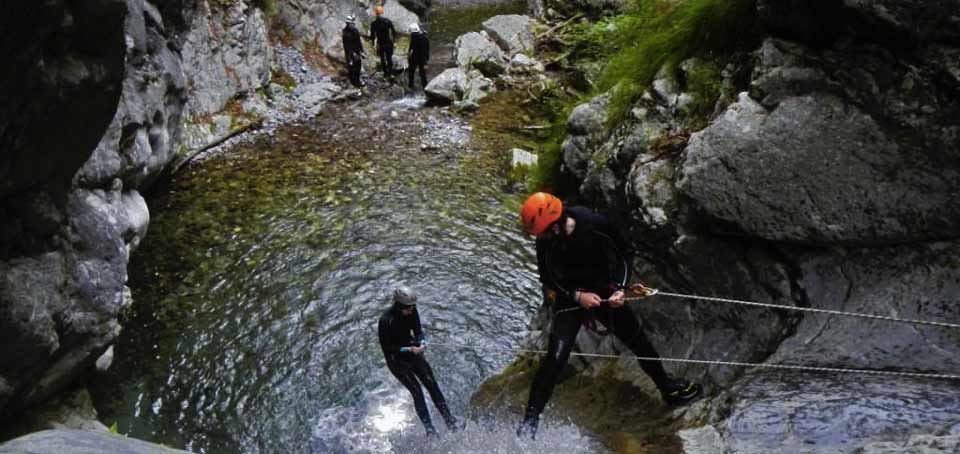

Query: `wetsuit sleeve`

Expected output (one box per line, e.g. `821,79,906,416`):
378,314,402,354
389,21,396,42
424,35,430,61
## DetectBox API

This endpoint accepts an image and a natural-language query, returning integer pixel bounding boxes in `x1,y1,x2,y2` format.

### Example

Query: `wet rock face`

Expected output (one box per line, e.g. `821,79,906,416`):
0,0,127,201
684,373,960,453
181,0,271,118
757,0,960,47
507,0,960,450
678,90,960,244
0,0,192,421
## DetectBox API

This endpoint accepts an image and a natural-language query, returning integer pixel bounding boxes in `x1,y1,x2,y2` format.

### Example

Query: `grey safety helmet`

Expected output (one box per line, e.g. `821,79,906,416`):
345,15,356,24
393,286,418,307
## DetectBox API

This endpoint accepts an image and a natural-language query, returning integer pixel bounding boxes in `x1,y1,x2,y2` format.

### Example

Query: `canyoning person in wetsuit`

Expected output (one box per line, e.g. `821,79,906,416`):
515,192,701,439
378,287,461,437
406,23,429,90
342,15,365,88
369,5,397,78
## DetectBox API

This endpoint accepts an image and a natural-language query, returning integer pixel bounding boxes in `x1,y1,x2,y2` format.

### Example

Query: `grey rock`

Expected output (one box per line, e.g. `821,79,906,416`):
709,373,960,453
94,346,114,372
182,1,272,117
0,429,190,453
293,81,343,117
511,148,538,168
679,425,727,454
454,31,506,77
425,67,469,103
769,242,960,372
858,435,960,454
0,0,127,200
758,0,960,45
508,53,544,74
5,388,108,435
678,92,960,244
561,95,609,179
481,14,535,56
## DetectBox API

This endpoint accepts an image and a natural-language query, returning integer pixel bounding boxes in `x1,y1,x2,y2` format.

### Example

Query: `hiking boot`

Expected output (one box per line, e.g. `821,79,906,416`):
659,378,701,406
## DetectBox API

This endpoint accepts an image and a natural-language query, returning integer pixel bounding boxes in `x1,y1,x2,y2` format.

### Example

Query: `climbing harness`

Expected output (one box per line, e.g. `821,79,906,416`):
427,341,960,381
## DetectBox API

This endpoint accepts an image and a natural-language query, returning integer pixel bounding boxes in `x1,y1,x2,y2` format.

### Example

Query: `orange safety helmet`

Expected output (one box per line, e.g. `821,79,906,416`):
374,5,384,15
520,192,563,236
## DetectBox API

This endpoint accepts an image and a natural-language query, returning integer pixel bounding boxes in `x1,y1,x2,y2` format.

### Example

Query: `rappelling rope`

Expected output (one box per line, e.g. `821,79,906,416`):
555,287,960,330
427,340,960,381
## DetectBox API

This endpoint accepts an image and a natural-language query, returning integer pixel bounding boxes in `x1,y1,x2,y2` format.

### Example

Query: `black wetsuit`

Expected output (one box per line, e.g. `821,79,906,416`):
342,23,364,87
370,16,396,76
521,206,671,432
378,305,457,434
407,31,429,89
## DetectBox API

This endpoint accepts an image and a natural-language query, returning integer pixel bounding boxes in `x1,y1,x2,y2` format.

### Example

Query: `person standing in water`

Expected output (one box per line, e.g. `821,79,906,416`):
406,23,429,90
378,287,460,436
516,192,701,439
342,15,365,88
369,5,397,78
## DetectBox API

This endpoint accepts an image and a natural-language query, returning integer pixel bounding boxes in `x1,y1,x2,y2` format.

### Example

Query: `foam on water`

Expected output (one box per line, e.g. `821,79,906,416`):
312,386,605,454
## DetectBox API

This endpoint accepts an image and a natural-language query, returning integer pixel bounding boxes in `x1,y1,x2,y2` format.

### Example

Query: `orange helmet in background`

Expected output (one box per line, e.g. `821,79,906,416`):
375,5,384,15
520,192,563,236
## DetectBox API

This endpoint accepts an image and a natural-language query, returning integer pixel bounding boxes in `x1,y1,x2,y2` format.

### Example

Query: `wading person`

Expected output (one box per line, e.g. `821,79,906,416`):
378,287,460,437
342,15,365,88
516,192,701,439
369,5,397,77
406,23,429,90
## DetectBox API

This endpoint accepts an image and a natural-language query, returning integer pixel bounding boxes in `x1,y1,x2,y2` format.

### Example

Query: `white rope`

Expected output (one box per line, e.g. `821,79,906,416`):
552,289,960,330
429,341,960,381
647,291,960,330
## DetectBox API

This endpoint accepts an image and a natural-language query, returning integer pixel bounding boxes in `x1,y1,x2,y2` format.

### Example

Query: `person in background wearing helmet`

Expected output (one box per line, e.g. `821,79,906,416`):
342,15,365,88
369,5,397,78
515,192,701,439
378,287,461,437
406,23,429,90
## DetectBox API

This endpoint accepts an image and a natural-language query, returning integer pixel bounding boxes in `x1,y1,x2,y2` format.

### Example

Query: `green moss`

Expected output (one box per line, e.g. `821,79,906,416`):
597,0,761,125
684,60,723,120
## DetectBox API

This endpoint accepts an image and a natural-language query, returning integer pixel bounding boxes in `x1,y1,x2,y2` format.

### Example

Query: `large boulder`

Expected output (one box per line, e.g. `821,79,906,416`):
424,67,495,108
454,31,507,77
0,429,191,454
425,67,469,102
678,41,960,245
481,14,535,56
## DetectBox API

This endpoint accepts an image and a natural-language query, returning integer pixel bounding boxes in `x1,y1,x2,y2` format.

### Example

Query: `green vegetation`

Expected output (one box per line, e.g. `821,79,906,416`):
596,0,761,124
527,0,762,190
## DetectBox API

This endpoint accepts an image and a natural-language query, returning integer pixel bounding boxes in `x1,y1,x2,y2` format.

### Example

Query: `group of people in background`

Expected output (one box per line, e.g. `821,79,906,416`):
342,5,430,90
